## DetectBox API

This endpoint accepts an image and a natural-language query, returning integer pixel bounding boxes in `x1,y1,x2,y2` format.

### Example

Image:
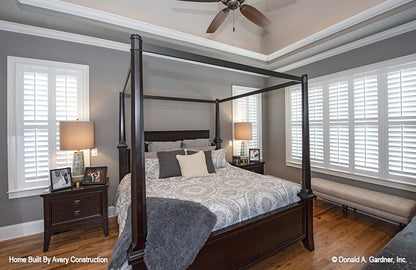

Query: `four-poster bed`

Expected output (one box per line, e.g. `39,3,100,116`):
116,34,314,269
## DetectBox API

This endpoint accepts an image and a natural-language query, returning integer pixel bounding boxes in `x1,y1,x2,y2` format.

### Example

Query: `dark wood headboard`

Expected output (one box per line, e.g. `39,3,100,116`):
118,130,210,181
144,130,209,141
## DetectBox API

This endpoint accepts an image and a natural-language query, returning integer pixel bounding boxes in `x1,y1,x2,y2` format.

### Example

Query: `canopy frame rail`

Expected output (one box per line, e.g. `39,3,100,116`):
120,33,313,268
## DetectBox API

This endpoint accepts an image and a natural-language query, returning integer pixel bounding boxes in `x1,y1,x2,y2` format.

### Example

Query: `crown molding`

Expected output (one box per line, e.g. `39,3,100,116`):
266,0,414,62
2,17,415,75
0,20,130,51
17,0,268,62
275,19,416,72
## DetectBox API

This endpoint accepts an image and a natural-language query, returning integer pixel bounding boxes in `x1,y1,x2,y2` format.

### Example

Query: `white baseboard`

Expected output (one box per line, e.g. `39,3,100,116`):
0,205,116,242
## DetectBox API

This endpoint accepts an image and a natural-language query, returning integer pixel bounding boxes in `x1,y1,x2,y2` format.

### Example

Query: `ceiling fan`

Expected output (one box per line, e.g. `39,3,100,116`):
178,0,271,33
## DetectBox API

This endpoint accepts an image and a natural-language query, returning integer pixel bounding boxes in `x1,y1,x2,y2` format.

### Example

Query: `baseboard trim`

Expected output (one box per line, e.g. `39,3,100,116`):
0,205,116,242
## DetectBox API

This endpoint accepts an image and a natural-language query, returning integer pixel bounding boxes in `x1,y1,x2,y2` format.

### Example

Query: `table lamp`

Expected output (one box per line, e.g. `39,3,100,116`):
60,120,94,179
234,122,252,162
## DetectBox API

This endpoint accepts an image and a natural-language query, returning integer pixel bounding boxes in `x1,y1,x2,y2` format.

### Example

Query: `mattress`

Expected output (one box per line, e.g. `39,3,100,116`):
115,163,301,234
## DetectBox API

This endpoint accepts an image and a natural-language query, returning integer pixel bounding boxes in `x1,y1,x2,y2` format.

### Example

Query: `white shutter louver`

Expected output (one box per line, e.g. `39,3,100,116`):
388,67,416,178
23,71,49,182
56,74,79,168
289,89,302,160
354,75,379,172
309,87,323,163
329,81,349,167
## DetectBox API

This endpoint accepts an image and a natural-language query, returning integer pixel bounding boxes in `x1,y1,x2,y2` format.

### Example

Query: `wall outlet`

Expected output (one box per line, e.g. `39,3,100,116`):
91,148,98,157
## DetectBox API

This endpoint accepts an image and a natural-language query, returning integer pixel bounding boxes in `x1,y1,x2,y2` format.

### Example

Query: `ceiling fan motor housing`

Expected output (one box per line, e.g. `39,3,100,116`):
223,0,245,10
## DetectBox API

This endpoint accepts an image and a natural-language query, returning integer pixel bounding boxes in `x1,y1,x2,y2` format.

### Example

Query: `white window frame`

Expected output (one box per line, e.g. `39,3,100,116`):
286,53,416,192
232,85,262,158
7,56,89,199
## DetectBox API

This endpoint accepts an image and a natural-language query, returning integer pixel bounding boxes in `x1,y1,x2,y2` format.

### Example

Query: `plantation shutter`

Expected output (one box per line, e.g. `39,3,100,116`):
232,86,262,156
7,57,89,198
353,75,379,172
387,67,416,178
329,81,349,167
22,70,50,186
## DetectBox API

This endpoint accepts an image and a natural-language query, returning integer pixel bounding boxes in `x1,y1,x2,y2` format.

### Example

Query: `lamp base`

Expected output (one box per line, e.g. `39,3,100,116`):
72,152,85,177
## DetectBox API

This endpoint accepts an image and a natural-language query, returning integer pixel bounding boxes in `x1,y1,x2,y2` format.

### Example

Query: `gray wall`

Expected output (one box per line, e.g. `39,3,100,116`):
0,30,266,227
263,29,416,199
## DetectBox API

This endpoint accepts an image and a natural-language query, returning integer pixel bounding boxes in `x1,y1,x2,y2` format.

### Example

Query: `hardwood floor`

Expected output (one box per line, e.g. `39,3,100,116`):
0,199,400,270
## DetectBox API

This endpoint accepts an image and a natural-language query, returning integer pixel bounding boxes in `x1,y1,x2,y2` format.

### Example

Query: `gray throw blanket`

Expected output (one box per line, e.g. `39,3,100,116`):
108,197,217,270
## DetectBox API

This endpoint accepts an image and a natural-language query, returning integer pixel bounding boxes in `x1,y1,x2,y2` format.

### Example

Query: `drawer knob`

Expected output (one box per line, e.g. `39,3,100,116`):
74,200,80,206
74,210,80,216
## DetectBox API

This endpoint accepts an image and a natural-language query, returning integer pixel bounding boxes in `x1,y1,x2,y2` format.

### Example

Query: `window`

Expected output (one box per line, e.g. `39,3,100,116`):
7,57,89,198
286,54,416,190
232,85,262,156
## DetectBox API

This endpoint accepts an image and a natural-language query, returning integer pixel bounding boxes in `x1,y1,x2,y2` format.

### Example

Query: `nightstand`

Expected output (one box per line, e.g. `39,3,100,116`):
230,160,265,174
40,184,108,252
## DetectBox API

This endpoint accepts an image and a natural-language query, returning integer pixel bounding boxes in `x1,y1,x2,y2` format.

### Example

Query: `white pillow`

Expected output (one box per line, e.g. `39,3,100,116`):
212,148,227,169
176,151,209,179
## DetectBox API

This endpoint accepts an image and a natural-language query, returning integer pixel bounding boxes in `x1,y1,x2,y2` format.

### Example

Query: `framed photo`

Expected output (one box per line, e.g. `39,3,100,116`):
249,148,260,162
232,155,240,164
83,166,107,185
50,167,72,191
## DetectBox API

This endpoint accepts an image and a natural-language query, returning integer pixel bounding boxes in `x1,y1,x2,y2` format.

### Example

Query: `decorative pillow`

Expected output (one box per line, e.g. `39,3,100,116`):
186,146,216,152
147,140,182,152
182,138,211,149
212,148,227,169
176,151,209,179
157,150,186,178
187,150,216,174
145,158,160,179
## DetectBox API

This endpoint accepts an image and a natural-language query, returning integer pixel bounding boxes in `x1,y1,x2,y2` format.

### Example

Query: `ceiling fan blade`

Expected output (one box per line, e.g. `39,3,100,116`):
177,0,219,2
240,4,271,28
206,8,230,33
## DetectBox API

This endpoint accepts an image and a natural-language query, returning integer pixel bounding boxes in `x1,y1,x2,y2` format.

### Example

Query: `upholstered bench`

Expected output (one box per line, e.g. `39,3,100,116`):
311,178,416,226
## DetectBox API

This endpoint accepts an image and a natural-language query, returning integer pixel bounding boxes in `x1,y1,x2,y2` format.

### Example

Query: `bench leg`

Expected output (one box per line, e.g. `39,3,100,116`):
343,205,348,217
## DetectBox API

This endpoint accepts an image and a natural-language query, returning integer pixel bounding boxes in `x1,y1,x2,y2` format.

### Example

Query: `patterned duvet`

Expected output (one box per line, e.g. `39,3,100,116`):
115,162,301,233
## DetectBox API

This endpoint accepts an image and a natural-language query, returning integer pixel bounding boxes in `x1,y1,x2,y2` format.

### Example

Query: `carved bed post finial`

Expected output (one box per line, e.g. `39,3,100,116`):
213,99,222,149
129,34,147,264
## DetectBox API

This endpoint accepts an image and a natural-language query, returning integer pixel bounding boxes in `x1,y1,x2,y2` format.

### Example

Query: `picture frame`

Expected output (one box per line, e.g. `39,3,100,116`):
232,155,240,164
50,167,72,191
249,148,260,162
83,166,107,185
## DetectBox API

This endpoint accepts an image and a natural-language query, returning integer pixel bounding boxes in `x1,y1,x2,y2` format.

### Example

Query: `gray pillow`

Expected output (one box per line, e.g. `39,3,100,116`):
187,150,216,174
148,141,182,152
157,150,186,178
182,139,211,149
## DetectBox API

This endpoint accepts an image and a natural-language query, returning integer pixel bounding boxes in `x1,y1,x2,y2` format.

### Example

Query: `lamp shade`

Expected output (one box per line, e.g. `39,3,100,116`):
234,122,253,140
60,121,94,151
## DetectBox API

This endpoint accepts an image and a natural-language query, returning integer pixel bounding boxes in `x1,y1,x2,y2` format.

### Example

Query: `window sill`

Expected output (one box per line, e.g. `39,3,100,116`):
8,186,49,199
286,161,416,193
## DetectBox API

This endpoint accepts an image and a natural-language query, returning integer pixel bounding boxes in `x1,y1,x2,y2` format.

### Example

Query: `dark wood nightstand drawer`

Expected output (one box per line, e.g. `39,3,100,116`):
243,164,264,174
50,192,103,224
230,161,265,175
41,184,108,251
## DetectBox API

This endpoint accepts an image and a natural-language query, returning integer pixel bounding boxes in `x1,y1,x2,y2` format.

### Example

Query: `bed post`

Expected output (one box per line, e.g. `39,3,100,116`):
298,74,315,251
129,34,147,269
118,92,130,180
213,99,222,149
